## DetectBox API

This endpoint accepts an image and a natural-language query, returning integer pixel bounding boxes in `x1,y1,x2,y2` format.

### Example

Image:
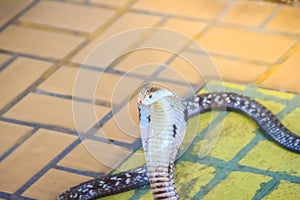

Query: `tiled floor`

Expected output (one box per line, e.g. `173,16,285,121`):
0,0,299,199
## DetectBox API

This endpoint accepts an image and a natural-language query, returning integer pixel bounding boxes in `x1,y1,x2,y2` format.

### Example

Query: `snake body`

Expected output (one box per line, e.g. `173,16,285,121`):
137,86,188,199
58,86,300,200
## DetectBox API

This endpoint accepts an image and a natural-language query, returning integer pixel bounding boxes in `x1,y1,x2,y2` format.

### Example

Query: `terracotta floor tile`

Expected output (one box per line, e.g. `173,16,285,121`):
38,66,144,105
63,139,132,170
39,65,102,101
23,169,90,200
136,18,206,55
66,0,86,2
266,6,300,34
0,129,76,193
0,57,52,109
58,142,111,173
158,52,206,85
0,25,84,59
0,0,33,27
71,12,161,65
196,26,295,63
157,81,195,97
261,46,300,93
97,97,140,143
20,1,115,32
162,18,207,38
91,0,132,6
114,19,206,76
38,66,78,96
211,56,270,83
95,72,144,105
0,53,12,66
138,24,205,54
132,0,230,19
0,121,32,156
113,49,172,73
159,51,270,85
4,93,109,132
221,1,276,26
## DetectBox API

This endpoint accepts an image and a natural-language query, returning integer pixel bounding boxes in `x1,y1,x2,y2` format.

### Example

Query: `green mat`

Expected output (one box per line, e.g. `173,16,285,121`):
101,81,300,200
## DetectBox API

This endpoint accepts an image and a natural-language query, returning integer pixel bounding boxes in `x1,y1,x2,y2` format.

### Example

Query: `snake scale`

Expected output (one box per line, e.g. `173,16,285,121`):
58,85,300,200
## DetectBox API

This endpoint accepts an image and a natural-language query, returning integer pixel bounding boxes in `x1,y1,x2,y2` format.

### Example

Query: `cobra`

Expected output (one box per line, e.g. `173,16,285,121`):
58,85,300,200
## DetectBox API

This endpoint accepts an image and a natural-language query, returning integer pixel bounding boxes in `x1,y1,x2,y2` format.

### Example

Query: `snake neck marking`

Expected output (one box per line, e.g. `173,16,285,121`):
58,87,300,200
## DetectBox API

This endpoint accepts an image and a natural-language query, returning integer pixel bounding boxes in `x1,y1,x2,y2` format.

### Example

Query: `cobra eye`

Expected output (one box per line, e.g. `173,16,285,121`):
149,94,152,98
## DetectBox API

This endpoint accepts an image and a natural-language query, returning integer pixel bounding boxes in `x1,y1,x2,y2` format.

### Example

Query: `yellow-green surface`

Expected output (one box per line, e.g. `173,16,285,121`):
263,180,300,200
103,81,300,199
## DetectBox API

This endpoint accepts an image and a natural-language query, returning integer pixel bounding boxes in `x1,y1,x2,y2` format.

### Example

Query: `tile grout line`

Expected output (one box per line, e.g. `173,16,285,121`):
4,48,193,91
0,49,59,63
64,0,169,142
0,0,40,32
0,0,237,139
0,0,296,103
14,20,91,37
8,1,298,41
180,106,233,199
259,3,282,28
0,54,18,72
34,89,112,107
187,48,274,66
255,41,300,84
1,1,299,199
140,1,238,93
7,1,153,198
60,0,142,60
251,92,300,198
187,150,300,199
189,84,300,199
108,16,170,71
245,88,299,197
0,0,138,119
0,192,10,199
77,17,180,145
54,165,105,178
0,116,137,154
133,7,300,38
57,9,225,191
66,0,120,10
253,177,280,199
186,153,300,182
0,64,61,116
0,128,38,163
0,0,143,120
14,138,82,196
0,192,35,200
189,86,255,199
0,117,79,136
